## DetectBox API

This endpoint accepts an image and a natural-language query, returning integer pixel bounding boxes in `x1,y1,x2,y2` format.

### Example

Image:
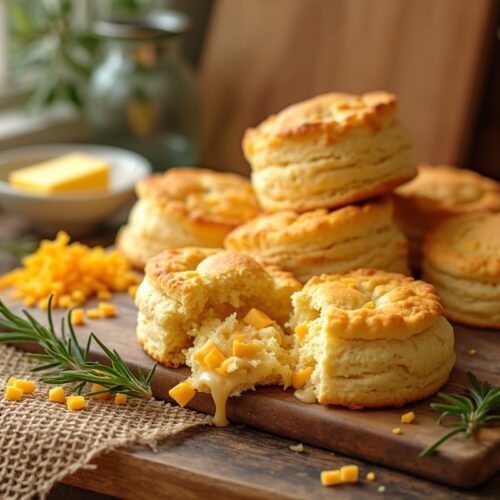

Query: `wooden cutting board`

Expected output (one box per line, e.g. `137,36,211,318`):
2,292,499,488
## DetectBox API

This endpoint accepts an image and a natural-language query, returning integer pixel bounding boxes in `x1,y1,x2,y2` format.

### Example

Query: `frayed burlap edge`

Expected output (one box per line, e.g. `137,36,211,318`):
0,344,212,500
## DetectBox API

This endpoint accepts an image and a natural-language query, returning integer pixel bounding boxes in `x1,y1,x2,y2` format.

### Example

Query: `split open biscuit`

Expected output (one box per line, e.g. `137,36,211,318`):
243,91,415,212
393,164,500,271
224,197,409,282
422,212,500,329
289,269,455,408
184,313,294,426
117,167,260,268
135,248,301,367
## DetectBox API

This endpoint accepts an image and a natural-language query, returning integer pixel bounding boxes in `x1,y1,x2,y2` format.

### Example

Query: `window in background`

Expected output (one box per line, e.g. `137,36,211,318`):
0,0,213,151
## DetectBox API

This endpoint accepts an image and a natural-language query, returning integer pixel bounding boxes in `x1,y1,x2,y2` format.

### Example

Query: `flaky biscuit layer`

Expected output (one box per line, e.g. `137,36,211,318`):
309,317,455,408
244,92,415,212
225,198,409,282
118,167,259,268
423,212,500,328
422,261,500,329
423,213,500,281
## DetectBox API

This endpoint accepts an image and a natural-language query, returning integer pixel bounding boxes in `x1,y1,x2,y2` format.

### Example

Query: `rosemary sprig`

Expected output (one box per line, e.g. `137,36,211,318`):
0,296,156,399
421,371,500,456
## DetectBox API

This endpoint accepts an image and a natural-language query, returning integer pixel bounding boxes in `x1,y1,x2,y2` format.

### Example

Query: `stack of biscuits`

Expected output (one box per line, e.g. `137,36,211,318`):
124,89,500,426
227,91,415,280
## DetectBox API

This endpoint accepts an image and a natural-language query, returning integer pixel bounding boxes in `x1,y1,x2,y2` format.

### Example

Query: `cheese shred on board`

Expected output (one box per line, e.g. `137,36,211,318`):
0,231,138,309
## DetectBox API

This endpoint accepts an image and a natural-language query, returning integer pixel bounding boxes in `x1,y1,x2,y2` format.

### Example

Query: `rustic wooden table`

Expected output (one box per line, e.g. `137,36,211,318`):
1,212,499,500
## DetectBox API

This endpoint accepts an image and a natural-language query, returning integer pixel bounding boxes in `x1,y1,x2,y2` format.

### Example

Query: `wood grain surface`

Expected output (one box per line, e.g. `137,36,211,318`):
63,425,500,500
200,0,497,173
2,291,499,489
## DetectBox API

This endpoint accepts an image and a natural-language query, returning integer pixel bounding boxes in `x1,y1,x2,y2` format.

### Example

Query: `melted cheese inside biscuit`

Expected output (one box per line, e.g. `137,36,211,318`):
185,313,293,426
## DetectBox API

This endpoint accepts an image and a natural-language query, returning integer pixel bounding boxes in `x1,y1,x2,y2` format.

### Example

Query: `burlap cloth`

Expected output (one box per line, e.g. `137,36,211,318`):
0,344,212,499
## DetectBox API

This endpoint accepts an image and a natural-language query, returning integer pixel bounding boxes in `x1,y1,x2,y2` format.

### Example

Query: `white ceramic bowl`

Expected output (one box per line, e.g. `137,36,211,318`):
0,144,151,236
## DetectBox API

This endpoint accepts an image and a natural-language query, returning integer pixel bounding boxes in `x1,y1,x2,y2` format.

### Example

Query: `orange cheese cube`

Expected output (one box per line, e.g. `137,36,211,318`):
7,376,16,386
292,367,313,390
66,395,87,411
24,296,37,307
243,308,274,328
98,302,117,318
58,294,72,308
71,290,86,304
215,357,237,375
203,345,226,370
401,411,415,424
91,383,111,400
115,393,128,405
294,322,308,340
13,379,35,394
230,332,246,342
5,386,23,401
86,308,101,319
169,379,196,407
232,341,261,358
71,308,85,326
49,386,66,403
320,470,342,486
39,297,51,310
194,340,218,367
340,465,359,483
97,290,112,300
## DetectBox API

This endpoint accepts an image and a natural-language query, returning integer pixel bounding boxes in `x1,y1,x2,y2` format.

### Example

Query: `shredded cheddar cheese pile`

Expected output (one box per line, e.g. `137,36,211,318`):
0,231,138,309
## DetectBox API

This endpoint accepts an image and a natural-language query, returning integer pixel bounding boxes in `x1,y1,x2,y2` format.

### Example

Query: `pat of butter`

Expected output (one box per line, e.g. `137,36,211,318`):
9,152,109,193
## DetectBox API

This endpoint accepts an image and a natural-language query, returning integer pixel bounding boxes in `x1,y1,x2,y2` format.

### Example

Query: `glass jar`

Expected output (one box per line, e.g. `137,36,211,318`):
86,11,199,170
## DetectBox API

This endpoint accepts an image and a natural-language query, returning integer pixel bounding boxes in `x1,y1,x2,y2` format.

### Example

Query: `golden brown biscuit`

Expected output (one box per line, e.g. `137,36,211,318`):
289,269,455,408
422,212,500,329
135,248,302,366
117,167,260,268
243,92,415,212
225,197,409,282
393,165,500,271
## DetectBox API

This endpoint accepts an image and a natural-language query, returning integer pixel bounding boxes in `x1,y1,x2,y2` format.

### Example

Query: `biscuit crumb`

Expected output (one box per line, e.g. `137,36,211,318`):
366,472,376,481
377,485,386,493
468,348,477,356
392,427,402,435
289,443,304,453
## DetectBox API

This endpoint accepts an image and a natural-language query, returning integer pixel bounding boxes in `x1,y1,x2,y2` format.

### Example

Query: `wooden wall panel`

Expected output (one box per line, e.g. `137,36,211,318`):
200,0,496,174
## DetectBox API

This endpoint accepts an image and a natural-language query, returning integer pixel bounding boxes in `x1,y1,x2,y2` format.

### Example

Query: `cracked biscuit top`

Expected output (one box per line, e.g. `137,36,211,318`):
293,268,442,340
243,91,397,157
137,167,260,226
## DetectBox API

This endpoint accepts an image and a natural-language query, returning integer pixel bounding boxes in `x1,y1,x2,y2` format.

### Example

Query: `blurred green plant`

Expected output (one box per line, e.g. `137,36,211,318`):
9,0,153,110
0,238,36,259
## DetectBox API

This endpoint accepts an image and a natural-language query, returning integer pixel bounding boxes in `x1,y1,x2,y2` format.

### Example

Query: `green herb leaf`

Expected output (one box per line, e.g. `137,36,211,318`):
421,372,500,456
0,239,37,259
0,296,155,399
